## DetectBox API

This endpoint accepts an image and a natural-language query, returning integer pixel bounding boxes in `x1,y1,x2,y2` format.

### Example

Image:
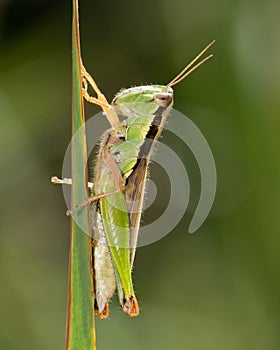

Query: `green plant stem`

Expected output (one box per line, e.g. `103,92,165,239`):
65,0,96,349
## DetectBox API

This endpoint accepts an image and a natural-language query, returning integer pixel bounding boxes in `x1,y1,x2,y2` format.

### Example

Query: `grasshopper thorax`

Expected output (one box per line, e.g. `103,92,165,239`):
112,85,173,117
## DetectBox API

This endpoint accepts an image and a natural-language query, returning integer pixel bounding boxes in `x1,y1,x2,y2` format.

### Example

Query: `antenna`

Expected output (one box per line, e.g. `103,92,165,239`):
167,40,215,87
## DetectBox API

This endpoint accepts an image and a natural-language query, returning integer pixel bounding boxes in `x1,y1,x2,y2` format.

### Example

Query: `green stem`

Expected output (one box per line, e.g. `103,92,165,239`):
65,0,96,349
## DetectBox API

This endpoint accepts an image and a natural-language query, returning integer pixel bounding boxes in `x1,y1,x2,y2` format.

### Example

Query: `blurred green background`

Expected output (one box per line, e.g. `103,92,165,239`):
1,0,280,349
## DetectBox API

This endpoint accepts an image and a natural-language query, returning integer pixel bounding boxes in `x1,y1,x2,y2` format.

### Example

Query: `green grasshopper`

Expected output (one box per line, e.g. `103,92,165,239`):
53,40,214,318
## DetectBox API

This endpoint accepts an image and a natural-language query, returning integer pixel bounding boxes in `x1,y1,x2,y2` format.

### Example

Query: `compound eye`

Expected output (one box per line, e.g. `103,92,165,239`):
154,93,173,107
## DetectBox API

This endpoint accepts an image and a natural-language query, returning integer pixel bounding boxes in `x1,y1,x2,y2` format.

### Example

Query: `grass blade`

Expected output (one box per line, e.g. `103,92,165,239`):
66,0,96,349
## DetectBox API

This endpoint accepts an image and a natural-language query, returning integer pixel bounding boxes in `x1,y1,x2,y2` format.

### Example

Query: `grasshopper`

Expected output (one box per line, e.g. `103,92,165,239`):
53,40,214,318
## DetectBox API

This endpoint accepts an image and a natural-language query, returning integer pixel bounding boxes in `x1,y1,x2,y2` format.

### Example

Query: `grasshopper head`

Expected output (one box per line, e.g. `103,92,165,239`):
111,41,215,118
112,85,173,117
